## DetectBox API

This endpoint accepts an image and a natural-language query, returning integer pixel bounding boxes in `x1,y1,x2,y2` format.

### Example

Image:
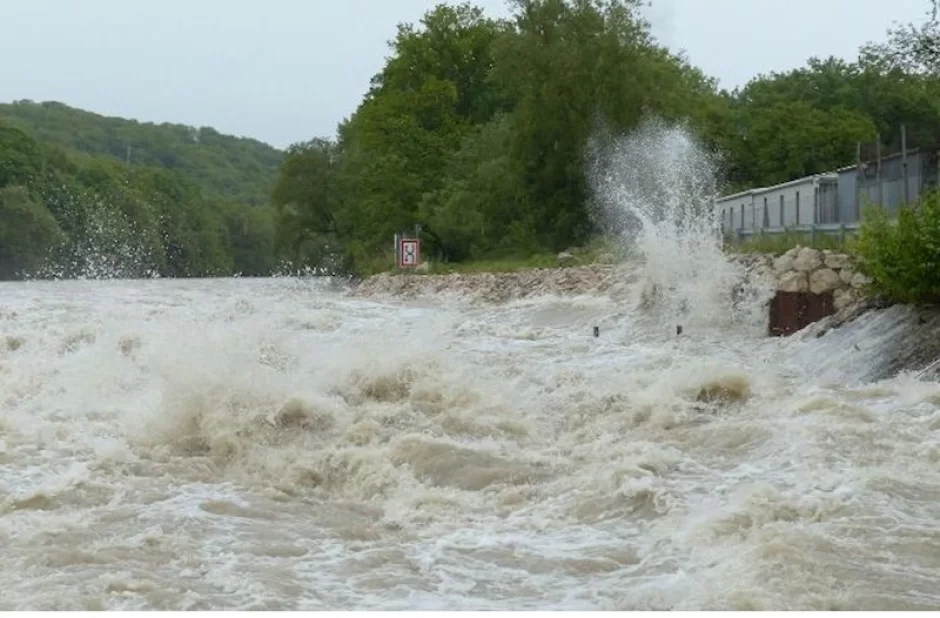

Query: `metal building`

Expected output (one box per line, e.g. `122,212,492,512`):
716,146,939,235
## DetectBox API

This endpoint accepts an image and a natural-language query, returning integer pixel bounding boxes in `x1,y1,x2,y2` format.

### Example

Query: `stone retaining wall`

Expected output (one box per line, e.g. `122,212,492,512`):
732,247,874,335
734,247,871,312
355,248,876,335
351,265,636,303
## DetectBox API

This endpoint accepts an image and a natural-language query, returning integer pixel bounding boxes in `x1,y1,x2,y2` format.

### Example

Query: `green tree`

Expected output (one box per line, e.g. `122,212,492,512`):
0,186,65,278
271,138,350,271
0,123,44,187
0,100,282,205
860,0,940,77
856,191,940,303
735,102,877,186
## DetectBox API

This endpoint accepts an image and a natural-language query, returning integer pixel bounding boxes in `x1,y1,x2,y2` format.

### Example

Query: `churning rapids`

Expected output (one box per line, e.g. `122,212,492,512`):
3,121,940,610
2,273,940,610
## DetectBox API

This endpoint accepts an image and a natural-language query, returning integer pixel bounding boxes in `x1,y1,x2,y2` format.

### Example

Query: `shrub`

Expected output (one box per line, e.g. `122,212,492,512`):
854,190,940,304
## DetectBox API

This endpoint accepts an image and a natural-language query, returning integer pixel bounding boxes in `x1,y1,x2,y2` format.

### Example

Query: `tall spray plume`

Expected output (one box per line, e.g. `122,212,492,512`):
587,117,769,333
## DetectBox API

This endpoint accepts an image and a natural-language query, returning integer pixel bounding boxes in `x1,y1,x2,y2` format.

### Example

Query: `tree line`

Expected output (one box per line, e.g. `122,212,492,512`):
0,102,280,279
273,0,940,276
2,0,939,281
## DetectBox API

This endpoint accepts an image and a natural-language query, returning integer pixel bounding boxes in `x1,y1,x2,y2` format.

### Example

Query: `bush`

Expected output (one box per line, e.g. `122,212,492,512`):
855,190,940,304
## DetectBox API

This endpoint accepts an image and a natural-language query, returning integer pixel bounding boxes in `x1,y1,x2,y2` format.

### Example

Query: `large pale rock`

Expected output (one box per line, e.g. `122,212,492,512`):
850,272,872,289
839,268,856,285
753,264,774,282
557,251,575,265
793,247,822,272
834,287,858,312
595,252,617,265
778,270,809,293
809,268,842,295
824,252,852,270
784,246,802,260
773,254,795,274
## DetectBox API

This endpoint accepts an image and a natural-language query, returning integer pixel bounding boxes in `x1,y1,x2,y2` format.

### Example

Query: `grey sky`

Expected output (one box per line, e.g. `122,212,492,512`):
0,0,931,149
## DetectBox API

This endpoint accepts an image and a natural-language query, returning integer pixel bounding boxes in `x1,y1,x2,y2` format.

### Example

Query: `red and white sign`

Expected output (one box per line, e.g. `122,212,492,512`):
398,238,420,268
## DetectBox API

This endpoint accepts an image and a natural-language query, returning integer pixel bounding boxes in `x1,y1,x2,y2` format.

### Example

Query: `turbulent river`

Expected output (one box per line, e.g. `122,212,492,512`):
2,274,940,610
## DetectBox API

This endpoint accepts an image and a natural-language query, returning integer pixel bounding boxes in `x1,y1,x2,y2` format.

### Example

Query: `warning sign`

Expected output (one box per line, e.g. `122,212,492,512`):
398,238,420,268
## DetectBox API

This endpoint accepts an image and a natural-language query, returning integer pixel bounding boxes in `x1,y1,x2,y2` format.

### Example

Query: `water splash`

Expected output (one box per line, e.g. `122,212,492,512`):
25,184,161,281
587,117,767,333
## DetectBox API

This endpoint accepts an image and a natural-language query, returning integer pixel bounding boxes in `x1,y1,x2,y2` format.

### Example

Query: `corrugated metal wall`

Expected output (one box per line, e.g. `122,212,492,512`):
717,149,938,232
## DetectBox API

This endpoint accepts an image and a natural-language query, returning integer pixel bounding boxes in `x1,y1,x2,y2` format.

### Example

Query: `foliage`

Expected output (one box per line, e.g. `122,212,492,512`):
274,0,722,274
5,0,940,283
729,230,855,256
0,118,278,279
860,0,940,77
271,0,940,277
0,100,282,205
0,185,65,278
855,192,940,303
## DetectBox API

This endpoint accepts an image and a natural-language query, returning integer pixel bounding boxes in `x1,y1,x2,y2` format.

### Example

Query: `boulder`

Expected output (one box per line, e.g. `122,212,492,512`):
773,254,795,274
595,252,617,265
839,268,856,285
557,251,575,266
850,272,872,290
793,247,822,272
809,268,843,295
834,287,858,312
824,252,852,270
778,270,809,293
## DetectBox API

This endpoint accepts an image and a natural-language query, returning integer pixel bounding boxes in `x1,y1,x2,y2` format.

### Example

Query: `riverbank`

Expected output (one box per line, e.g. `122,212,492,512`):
350,249,940,381
352,246,883,334
354,247,869,304
351,263,636,303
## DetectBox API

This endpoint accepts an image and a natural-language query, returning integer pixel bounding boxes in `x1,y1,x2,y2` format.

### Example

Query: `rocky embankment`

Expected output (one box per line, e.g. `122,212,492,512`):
732,246,871,312
730,246,882,335
354,247,872,310
351,265,637,303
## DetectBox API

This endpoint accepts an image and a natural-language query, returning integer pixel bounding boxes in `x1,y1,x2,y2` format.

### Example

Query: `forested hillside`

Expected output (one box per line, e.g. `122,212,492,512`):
0,117,278,280
0,100,282,205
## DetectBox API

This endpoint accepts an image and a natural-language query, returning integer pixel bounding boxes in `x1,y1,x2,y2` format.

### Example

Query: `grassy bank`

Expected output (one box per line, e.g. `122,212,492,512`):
357,239,617,278
726,231,857,256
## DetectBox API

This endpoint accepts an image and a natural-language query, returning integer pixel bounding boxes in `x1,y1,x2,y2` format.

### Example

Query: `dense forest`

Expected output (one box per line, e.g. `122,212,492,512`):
2,0,939,280
0,102,280,279
0,101,282,205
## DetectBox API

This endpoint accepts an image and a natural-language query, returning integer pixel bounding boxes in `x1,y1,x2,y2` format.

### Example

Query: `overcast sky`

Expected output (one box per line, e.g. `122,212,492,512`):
0,0,931,149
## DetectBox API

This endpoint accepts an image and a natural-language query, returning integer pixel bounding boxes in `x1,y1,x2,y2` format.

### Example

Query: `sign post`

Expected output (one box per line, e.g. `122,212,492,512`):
397,236,420,269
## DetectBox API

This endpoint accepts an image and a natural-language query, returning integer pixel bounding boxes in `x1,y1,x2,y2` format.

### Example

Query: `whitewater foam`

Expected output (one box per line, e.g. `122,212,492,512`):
1,275,939,610
587,118,773,335
2,117,938,610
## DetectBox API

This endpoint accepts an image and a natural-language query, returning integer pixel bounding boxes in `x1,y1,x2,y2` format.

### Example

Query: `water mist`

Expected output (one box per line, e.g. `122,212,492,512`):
587,117,770,333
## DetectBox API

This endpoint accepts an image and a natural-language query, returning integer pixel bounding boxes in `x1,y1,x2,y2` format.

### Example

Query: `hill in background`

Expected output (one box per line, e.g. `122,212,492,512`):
0,101,284,280
0,100,283,206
